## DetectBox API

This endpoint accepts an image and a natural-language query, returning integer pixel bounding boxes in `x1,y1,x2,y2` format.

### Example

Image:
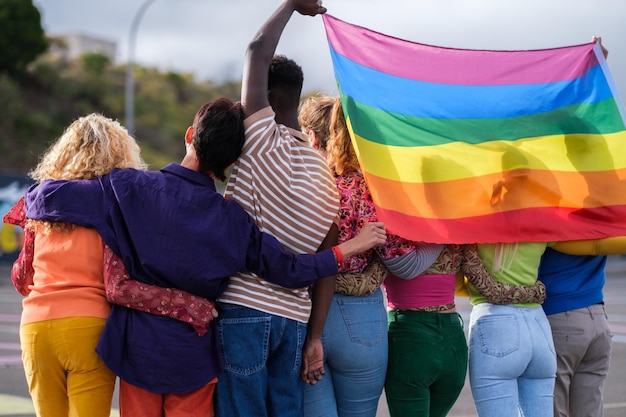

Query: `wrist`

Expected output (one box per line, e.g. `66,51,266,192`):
331,245,344,266
305,333,322,343
337,239,357,260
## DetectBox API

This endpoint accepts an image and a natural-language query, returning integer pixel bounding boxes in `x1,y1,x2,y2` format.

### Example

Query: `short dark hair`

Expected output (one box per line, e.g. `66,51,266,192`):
192,98,245,181
268,55,303,92
268,55,303,111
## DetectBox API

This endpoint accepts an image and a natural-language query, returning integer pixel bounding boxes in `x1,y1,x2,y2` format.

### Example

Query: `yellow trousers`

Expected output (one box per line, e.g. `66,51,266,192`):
20,317,116,417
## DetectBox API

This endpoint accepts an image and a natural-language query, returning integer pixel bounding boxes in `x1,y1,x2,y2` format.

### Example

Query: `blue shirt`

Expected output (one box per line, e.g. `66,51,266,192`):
538,248,606,316
25,163,337,393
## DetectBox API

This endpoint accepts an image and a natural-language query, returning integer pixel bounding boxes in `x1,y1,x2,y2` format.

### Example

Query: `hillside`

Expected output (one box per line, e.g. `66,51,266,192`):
0,51,241,174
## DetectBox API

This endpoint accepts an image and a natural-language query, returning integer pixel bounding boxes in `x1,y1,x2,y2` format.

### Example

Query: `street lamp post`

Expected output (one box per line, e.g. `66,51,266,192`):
124,0,157,134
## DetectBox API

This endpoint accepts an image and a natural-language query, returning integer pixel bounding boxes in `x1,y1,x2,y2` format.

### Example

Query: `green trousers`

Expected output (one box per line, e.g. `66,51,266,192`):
385,309,468,417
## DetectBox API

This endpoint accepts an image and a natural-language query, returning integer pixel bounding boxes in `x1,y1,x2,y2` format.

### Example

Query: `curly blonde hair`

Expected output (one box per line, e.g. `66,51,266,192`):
326,97,360,176
29,113,147,232
298,94,335,153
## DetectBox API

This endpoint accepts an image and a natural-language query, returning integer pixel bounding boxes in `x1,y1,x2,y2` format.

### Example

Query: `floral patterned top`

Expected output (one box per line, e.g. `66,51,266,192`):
3,197,215,335
334,169,416,296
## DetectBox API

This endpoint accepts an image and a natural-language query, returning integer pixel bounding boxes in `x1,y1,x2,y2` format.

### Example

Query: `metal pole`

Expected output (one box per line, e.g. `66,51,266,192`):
124,0,157,134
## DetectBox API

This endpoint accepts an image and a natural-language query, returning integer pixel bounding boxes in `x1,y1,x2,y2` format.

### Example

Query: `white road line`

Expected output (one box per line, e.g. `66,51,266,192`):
0,394,120,416
0,394,33,415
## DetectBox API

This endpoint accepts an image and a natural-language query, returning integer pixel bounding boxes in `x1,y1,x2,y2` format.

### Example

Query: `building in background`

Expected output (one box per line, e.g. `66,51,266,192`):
48,33,117,62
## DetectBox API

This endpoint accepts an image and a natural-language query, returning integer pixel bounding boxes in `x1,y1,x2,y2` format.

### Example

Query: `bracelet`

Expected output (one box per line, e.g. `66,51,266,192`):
331,246,344,265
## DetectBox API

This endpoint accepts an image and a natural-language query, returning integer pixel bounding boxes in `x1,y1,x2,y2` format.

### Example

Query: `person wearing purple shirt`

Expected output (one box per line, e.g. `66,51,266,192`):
24,98,386,417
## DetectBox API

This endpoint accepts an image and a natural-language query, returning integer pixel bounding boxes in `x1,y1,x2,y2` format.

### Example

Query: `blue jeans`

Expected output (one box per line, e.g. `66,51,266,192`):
214,303,307,417
304,288,388,417
468,303,556,417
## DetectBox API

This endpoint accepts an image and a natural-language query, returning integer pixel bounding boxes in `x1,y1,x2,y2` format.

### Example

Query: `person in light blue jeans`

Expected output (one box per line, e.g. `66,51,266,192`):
300,95,443,417
304,288,388,416
469,302,556,417
468,242,557,417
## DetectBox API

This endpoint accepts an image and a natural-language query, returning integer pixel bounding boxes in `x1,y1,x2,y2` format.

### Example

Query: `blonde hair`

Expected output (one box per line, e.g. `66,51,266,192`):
29,113,147,232
491,242,520,273
298,94,335,152
326,97,360,176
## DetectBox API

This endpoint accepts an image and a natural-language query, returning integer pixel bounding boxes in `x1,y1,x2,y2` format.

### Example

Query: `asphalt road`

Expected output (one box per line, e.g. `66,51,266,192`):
1,260,625,417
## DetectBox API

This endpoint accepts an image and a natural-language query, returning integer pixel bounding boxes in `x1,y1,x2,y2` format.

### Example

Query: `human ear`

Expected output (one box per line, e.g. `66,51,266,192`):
185,127,194,145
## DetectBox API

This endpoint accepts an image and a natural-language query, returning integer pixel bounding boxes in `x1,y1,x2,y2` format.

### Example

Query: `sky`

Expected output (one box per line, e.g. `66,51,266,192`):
33,0,626,100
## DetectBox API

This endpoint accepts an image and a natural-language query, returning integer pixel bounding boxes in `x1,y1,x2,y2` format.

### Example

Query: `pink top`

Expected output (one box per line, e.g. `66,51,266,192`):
383,244,548,309
385,273,456,309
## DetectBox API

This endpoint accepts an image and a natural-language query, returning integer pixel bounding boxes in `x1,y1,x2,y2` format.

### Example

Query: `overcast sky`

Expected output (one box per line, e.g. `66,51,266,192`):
33,0,626,101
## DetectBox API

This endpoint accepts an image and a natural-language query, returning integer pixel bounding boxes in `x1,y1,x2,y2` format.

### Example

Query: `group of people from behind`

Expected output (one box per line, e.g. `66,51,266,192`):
2,1,617,417
295,39,615,417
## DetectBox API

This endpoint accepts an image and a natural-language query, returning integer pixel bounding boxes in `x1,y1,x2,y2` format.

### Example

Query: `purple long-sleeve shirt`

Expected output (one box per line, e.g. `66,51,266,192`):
25,163,337,393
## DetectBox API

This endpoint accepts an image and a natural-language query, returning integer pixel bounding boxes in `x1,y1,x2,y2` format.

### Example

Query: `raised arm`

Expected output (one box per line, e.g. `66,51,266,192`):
461,244,546,304
103,245,217,336
241,0,326,117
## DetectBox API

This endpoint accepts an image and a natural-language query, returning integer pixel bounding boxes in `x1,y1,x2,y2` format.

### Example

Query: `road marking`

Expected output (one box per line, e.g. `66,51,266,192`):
0,394,34,415
0,394,119,416
0,341,21,367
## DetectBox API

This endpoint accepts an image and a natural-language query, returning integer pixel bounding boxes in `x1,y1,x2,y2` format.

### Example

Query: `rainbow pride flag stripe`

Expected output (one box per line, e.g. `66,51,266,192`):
322,14,626,244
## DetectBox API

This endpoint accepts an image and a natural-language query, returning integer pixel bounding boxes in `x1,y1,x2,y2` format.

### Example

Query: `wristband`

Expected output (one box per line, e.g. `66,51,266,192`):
331,246,344,265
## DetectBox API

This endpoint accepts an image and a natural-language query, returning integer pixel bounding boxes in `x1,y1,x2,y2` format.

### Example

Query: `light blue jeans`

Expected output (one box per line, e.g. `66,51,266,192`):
215,303,307,417
304,288,388,417
468,303,556,417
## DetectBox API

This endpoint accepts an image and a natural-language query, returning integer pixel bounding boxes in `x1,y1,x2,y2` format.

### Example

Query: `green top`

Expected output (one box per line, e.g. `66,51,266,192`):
469,242,553,307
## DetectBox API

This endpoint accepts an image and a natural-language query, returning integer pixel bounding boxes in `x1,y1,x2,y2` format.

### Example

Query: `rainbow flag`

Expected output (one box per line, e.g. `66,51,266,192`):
322,14,626,244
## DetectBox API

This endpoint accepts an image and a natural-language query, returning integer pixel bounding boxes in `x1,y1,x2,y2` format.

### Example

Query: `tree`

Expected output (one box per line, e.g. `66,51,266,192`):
81,52,111,77
0,0,48,77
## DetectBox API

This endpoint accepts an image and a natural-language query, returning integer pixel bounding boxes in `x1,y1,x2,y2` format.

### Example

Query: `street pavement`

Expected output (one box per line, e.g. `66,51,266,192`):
1,259,626,416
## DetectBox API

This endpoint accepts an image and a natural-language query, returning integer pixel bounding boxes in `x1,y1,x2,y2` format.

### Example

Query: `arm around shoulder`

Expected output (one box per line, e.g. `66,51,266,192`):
553,236,626,255
25,178,107,227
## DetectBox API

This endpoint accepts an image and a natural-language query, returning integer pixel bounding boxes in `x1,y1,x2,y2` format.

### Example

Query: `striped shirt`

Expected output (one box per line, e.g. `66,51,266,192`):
219,107,339,322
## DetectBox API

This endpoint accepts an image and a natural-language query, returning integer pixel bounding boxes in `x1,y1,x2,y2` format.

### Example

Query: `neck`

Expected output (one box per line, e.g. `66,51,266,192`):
274,107,300,130
180,153,199,171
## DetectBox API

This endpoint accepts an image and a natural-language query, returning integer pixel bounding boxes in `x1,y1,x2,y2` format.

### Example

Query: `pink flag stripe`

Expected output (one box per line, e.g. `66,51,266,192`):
323,14,599,86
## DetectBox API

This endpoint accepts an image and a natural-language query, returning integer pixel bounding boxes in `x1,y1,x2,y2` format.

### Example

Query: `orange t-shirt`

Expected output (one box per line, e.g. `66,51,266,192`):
21,224,110,325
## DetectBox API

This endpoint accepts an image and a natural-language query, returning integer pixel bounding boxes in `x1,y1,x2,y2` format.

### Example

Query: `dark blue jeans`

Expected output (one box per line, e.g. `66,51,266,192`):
214,303,307,417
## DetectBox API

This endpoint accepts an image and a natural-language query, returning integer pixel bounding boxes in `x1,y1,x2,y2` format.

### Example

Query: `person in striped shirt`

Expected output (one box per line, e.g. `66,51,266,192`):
213,1,341,416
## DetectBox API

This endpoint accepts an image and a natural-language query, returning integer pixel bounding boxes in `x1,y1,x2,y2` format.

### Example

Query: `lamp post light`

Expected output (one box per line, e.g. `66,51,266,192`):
124,0,157,134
